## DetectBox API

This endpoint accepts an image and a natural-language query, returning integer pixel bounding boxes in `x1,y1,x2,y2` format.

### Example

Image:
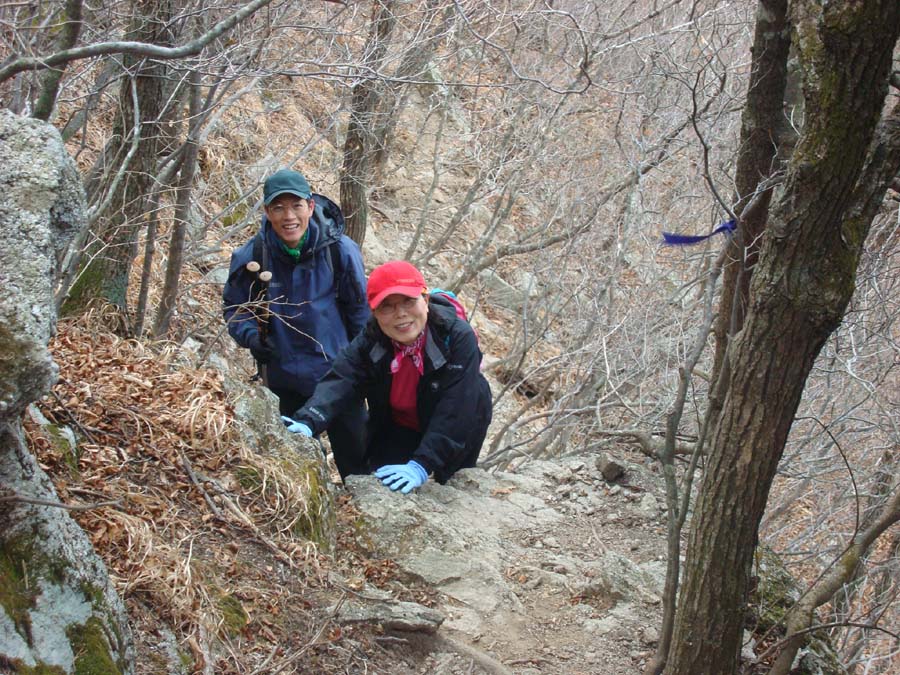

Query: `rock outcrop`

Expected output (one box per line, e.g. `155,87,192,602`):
337,457,669,673
0,110,134,674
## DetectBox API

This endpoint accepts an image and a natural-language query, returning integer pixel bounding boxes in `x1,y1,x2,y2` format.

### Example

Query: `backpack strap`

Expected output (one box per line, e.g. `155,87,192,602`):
247,232,272,384
430,288,469,323
429,289,481,359
249,232,271,331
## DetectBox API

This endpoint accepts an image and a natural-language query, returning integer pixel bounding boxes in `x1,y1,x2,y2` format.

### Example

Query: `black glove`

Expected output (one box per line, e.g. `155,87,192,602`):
247,333,278,364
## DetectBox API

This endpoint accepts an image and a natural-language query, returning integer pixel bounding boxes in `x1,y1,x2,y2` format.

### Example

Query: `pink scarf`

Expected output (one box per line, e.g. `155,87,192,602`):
390,332,425,375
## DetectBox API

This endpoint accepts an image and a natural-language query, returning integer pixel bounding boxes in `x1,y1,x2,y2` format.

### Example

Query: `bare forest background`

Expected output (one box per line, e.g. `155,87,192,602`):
1,1,899,674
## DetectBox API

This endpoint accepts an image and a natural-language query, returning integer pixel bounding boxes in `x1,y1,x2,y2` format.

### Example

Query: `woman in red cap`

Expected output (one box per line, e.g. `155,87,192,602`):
282,260,492,492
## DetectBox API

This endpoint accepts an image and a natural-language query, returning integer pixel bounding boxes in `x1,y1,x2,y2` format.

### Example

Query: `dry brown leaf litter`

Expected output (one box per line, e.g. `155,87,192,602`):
25,309,427,674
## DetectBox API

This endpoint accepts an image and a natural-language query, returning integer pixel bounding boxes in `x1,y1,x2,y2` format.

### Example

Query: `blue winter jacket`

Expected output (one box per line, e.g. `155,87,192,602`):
222,194,369,396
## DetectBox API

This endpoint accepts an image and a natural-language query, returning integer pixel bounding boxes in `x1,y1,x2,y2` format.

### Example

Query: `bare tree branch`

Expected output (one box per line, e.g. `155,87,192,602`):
0,0,279,83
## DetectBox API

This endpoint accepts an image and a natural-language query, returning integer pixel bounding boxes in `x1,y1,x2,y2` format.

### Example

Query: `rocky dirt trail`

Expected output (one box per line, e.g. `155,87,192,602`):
332,454,670,674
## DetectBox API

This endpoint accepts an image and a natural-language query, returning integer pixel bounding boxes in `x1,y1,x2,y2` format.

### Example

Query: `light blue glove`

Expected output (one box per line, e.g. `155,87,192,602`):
374,460,428,494
280,416,312,437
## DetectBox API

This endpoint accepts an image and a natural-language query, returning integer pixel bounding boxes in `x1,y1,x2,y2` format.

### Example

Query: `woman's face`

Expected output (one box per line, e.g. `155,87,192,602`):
374,293,428,344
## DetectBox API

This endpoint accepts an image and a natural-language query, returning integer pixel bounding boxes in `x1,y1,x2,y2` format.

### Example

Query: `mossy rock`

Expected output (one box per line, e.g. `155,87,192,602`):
60,259,106,317
284,456,334,548
751,547,800,633
46,423,80,476
749,547,845,674
1,534,128,674
1,536,50,642
216,593,249,638
67,617,122,675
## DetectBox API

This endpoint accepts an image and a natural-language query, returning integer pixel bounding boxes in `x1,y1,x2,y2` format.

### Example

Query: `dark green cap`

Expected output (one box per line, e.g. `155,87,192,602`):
263,169,312,204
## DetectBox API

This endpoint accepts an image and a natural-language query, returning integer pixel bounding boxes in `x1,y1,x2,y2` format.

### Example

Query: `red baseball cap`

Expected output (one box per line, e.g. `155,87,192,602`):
366,260,427,309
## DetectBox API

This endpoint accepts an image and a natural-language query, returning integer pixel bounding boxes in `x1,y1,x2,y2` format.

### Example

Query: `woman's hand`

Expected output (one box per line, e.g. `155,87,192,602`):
281,416,312,437
374,461,428,493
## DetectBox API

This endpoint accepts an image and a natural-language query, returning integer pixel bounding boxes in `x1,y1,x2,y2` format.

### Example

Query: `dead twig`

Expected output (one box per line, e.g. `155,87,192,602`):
435,634,517,675
205,480,302,570
50,386,101,445
0,491,120,512
180,450,223,518
252,595,347,675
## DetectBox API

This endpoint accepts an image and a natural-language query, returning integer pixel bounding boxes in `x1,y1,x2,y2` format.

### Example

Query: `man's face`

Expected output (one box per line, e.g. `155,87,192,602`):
264,194,314,248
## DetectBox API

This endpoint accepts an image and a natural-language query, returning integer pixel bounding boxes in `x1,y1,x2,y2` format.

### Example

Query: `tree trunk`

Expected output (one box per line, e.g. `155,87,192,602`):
652,11,791,670
153,66,202,337
67,0,174,328
666,1,900,673
370,0,454,186
32,0,84,122
645,256,722,675
710,0,790,392
340,0,397,246
133,185,162,336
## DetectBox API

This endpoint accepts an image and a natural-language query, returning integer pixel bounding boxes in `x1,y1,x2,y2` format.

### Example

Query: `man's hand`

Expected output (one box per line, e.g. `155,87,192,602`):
281,416,312,437
374,461,428,494
248,333,278,364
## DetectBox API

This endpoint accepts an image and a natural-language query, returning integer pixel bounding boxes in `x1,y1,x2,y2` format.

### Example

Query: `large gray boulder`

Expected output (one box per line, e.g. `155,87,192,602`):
0,110,134,673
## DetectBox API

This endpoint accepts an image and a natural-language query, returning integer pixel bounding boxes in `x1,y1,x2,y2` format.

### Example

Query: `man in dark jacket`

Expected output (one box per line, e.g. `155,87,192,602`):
283,261,492,492
222,169,369,478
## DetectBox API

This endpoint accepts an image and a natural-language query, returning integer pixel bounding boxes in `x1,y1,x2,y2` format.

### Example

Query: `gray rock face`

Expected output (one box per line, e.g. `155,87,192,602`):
476,269,538,313
0,110,83,416
346,467,558,626
344,459,663,648
0,111,134,674
333,598,445,634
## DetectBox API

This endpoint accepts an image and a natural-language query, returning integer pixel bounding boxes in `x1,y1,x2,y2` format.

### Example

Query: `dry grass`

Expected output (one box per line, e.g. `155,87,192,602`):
25,308,425,674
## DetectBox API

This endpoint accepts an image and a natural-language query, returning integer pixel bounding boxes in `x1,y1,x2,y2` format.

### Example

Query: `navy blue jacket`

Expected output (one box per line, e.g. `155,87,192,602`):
295,297,492,482
222,194,369,395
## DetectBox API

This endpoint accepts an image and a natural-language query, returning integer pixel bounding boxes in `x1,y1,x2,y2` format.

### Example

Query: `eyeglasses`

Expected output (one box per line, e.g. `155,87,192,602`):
268,201,310,217
374,295,422,316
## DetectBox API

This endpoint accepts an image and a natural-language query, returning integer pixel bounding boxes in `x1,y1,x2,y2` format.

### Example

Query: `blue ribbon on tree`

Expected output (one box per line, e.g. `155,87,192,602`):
662,219,736,245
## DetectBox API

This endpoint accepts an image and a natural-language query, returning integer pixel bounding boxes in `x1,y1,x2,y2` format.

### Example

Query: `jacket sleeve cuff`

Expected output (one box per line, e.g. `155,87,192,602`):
238,326,259,349
408,460,428,482
411,455,435,475
293,404,328,436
